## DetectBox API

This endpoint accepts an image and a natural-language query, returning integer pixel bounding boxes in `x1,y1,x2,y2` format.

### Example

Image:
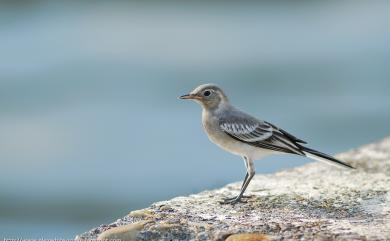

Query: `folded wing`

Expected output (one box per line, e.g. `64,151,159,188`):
220,118,305,155
219,112,353,169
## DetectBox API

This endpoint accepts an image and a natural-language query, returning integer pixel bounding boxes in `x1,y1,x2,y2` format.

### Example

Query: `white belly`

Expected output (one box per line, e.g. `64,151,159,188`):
202,112,274,160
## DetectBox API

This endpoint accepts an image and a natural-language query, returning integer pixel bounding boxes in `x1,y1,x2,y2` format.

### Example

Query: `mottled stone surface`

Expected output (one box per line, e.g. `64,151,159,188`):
76,138,390,241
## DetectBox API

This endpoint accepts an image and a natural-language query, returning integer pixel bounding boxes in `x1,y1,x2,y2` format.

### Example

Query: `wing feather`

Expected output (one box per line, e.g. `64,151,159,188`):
220,118,304,155
218,111,352,168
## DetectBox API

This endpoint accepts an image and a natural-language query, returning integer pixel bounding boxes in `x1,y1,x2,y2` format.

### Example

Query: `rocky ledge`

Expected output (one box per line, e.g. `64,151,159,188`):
76,138,390,241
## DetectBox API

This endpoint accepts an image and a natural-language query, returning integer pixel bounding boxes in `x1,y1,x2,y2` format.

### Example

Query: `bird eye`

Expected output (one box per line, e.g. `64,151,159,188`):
203,90,211,96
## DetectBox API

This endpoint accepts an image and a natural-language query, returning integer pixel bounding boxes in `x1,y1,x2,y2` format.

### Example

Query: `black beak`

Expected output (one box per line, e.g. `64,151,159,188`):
179,94,200,100
179,94,191,99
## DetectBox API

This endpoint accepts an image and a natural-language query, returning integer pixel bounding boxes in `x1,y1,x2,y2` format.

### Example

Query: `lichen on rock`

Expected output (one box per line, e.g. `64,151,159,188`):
76,138,390,241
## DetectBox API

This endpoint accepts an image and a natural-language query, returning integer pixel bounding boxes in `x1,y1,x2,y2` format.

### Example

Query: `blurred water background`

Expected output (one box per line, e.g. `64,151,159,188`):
1,1,389,238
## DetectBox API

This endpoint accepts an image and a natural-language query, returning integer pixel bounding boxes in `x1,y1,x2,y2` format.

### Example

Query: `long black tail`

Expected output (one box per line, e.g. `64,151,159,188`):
300,146,355,169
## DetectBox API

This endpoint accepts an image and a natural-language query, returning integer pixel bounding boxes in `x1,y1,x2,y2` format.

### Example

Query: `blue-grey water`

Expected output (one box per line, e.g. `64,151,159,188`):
1,1,389,238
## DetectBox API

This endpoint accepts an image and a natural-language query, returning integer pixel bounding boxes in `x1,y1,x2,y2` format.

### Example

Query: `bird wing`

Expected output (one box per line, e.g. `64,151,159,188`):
219,117,305,155
219,110,353,168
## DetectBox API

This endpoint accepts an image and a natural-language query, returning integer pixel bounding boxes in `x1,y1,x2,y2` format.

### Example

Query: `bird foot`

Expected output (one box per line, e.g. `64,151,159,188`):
223,195,252,201
219,196,248,205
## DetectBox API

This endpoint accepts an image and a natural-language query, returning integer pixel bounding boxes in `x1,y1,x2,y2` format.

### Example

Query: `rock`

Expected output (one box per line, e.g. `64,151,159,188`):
75,138,390,241
97,221,148,241
225,233,271,241
128,209,154,218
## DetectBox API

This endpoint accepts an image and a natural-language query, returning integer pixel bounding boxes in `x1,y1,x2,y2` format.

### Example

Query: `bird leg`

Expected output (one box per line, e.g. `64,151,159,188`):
222,172,249,201
221,157,255,204
221,157,249,202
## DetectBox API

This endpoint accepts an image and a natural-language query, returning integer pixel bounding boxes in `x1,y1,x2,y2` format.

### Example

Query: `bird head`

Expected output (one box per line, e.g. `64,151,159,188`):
179,83,229,110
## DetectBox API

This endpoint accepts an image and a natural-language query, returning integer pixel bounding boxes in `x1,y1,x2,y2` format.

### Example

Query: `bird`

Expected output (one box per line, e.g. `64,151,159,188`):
179,83,354,204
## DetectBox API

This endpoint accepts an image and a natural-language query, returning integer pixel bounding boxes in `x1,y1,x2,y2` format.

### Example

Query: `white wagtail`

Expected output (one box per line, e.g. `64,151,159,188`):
180,83,354,204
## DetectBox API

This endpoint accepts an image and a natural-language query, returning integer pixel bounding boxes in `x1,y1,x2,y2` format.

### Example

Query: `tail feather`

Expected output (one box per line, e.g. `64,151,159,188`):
301,146,354,169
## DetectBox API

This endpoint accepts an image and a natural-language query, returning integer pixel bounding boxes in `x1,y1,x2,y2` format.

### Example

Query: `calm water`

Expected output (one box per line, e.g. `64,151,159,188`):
1,1,389,238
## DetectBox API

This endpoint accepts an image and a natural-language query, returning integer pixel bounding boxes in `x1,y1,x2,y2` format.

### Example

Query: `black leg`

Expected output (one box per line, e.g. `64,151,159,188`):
222,172,248,202
220,157,255,204
221,172,254,204
236,172,249,192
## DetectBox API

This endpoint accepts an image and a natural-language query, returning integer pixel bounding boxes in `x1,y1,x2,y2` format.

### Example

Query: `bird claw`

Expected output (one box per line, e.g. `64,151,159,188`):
219,196,247,205
223,195,251,201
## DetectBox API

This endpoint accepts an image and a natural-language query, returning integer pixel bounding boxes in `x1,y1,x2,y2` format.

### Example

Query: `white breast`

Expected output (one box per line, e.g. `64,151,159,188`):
201,110,274,160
